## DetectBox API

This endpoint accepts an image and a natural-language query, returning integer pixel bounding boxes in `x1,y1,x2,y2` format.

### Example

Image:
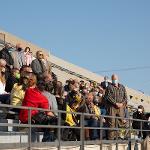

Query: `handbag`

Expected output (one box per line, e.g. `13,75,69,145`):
32,111,48,124
32,111,58,125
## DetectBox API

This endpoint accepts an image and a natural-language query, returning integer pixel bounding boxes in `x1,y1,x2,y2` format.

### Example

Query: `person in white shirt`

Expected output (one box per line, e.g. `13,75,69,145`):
0,59,10,104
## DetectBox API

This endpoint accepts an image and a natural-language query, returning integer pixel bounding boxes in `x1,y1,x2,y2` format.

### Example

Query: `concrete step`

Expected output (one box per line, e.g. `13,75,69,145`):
0,131,142,149
0,119,19,132
0,132,43,143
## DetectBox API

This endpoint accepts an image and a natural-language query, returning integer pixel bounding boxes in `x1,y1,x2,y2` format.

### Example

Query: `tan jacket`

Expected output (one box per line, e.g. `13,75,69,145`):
10,83,25,106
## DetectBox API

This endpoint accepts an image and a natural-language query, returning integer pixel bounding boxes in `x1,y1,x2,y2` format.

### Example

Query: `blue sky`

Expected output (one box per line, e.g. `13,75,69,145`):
0,0,150,94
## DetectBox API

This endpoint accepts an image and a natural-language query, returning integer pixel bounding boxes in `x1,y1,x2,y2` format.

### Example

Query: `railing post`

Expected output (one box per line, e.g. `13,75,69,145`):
80,113,84,150
58,111,61,150
128,118,131,150
100,116,103,150
140,121,143,140
115,117,118,150
28,108,32,150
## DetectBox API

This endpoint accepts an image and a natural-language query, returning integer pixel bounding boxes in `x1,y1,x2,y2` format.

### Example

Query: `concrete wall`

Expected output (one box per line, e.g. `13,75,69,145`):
0,29,150,112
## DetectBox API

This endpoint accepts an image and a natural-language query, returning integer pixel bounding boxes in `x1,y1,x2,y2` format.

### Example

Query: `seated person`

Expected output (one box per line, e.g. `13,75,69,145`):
0,59,10,104
19,74,56,142
10,75,29,112
20,65,33,77
61,85,83,141
5,68,20,93
83,92,100,140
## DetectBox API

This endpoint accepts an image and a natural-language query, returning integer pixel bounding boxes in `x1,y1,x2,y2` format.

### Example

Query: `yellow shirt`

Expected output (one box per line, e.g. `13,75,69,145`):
10,83,25,106
65,105,76,126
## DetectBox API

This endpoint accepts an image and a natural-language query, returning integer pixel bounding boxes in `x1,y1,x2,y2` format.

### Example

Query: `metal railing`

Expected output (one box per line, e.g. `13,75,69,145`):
0,103,149,150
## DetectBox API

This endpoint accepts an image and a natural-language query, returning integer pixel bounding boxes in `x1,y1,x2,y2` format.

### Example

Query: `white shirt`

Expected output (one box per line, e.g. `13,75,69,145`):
0,81,5,94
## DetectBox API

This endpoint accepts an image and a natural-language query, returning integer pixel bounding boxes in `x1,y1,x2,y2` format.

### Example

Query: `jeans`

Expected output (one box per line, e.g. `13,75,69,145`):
85,118,99,140
31,128,56,142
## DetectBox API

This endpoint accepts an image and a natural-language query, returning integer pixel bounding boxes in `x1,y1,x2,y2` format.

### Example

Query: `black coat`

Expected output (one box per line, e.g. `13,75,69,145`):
0,48,14,67
5,75,18,93
100,81,111,90
132,111,145,129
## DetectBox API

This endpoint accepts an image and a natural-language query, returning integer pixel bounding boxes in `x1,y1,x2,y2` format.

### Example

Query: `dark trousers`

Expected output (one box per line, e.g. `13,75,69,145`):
31,112,57,142
85,118,99,140
106,106,125,140
0,94,10,104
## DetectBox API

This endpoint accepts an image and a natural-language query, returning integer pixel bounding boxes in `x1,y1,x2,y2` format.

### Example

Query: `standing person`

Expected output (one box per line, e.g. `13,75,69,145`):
104,74,127,140
11,43,26,69
132,105,149,139
31,51,47,76
100,76,111,90
0,43,14,79
24,47,33,66
42,54,51,73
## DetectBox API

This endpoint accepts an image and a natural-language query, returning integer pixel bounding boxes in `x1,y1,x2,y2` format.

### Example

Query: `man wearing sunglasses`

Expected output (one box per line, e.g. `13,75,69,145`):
31,51,47,76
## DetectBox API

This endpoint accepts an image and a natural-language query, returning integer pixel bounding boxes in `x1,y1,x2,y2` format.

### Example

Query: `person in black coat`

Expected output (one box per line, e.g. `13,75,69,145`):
5,68,20,93
132,105,149,139
0,43,14,79
100,76,111,90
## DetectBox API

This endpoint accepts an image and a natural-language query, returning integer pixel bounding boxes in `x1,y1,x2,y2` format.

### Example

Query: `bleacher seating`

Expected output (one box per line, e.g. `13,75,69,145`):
0,30,149,150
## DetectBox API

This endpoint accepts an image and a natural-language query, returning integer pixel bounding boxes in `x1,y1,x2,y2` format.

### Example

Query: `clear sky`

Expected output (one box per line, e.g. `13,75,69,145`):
0,0,150,94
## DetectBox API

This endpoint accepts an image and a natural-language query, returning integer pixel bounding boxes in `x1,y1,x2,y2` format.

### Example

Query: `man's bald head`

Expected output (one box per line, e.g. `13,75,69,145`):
111,74,119,86
111,74,119,80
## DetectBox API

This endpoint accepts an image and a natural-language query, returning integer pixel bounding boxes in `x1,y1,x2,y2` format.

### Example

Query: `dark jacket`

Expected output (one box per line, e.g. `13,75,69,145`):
100,81,111,90
0,48,14,79
5,75,19,93
0,48,14,67
31,59,46,75
132,111,150,139
132,111,146,129
104,83,127,106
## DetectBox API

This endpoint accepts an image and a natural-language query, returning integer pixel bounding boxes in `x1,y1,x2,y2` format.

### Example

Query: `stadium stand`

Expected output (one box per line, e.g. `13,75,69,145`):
0,29,149,150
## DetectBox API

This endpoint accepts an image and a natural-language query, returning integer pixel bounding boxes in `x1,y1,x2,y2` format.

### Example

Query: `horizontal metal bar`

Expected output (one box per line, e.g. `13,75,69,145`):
1,103,149,123
0,139,141,149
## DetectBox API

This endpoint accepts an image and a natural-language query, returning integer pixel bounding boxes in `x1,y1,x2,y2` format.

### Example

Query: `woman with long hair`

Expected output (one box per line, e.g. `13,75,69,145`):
0,59,10,104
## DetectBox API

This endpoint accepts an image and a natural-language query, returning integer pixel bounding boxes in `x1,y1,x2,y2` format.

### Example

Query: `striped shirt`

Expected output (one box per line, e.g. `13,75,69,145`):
104,83,127,105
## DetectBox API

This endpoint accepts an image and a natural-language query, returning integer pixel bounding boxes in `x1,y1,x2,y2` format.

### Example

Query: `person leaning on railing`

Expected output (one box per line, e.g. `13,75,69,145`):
19,73,57,142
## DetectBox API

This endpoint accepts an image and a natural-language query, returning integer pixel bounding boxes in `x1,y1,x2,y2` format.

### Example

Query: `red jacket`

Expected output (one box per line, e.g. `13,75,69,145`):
19,87,49,123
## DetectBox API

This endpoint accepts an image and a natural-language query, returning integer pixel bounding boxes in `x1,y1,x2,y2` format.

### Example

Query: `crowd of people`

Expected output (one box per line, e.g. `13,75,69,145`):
0,43,149,142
